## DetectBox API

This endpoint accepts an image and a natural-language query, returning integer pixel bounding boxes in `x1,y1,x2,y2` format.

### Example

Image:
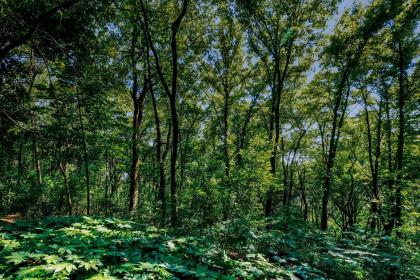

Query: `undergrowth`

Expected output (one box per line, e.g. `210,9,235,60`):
0,213,418,279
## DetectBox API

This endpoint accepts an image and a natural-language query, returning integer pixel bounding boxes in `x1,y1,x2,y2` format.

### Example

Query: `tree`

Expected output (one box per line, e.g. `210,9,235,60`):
140,0,188,226
318,0,407,230
237,0,337,216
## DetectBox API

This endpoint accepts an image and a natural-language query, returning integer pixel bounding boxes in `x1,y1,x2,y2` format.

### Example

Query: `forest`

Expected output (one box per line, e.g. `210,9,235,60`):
0,0,419,279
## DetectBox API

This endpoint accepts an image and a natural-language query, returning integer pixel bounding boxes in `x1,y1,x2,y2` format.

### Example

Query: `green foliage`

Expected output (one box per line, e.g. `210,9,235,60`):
0,0,419,279
1,216,418,279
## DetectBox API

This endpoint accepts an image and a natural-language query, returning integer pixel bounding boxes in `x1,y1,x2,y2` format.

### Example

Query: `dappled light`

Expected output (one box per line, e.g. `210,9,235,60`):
0,0,418,279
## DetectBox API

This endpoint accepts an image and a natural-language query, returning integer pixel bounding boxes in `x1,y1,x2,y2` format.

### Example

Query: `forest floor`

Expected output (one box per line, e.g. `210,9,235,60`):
0,214,418,280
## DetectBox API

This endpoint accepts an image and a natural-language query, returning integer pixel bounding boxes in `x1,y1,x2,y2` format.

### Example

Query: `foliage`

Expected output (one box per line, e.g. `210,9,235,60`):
0,0,419,279
1,216,418,279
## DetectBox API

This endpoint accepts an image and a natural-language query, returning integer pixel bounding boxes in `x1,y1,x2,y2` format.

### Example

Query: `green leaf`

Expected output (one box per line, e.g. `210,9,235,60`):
15,265,46,280
44,255,63,264
87,273,118,280
76,259,103,271
167,241,176,251
45,262,77,274
4,252,28,265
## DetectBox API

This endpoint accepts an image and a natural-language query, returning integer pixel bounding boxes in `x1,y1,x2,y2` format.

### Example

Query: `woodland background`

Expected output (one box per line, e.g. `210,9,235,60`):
0,0,419,278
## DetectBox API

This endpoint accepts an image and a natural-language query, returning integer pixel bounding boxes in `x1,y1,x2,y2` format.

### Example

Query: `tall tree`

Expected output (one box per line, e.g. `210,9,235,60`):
390,2,418,230
237,0,336,216
140,0,188,226
318,0,405,230
202,3,247,219
128,23,149,213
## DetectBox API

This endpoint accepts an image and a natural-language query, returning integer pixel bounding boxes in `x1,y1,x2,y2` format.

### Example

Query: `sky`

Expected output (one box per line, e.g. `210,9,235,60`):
306,0,372,118
326,0,372,34
306,0,371,83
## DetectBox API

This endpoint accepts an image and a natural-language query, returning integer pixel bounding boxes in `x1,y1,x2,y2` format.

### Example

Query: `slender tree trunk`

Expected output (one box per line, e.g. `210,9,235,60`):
383,81,394,233
287,168,294,206
363,91,382,230
31,70,42,186
169,0,188,227
321,72,351,231
298,168,308,221
140,0,188,227
236,96,257,167
59,161,72,215
320,156,334,229
17,142,23,186
372,107,382,230
265,39,293,216
348,176,355,228
57,122,71,216
180,119,195,189
265,58,280,216
129,90,140,212
129,94,147,214
169,96,179,226
394,38,406,230
59,134,72,216
281,134,288,206
110,157,118,195
223,84,230,178
129,27,148,214
151,89,166,223
129,27,140,214
104,150,109,216
282,165,288,205
371,106,382,231
282,130,305,207
32,131,42,186
320,34,370,230
222,83,231,219
76,93,90,215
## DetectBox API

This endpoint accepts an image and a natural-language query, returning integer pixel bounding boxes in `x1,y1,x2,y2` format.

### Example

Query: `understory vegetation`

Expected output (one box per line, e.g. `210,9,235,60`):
1,215,418,280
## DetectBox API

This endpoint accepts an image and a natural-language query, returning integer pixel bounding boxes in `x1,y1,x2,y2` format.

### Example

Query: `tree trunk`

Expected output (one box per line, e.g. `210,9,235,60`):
287,168,294,206
129,27,148,214
383,81,394,234
222,82,231,219
76,93,90,215
236,96,257,167
371,103,382,231
394,37,406,230
140,0,188,227
129,88,140,212
104,150,109,216
320,71,351,231
17,142,23,186
298,168,308,221
59,161,72,215
151,88,166,223
320,34,370,230
169,96,179,226
362,91,382,230
32,131,42,186
169,0,188,227
321,160,333,230
265,39,294,216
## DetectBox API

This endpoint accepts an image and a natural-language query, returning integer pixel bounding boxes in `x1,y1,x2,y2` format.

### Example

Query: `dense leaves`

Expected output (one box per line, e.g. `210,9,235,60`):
0,0,419,278
1,216,418,279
